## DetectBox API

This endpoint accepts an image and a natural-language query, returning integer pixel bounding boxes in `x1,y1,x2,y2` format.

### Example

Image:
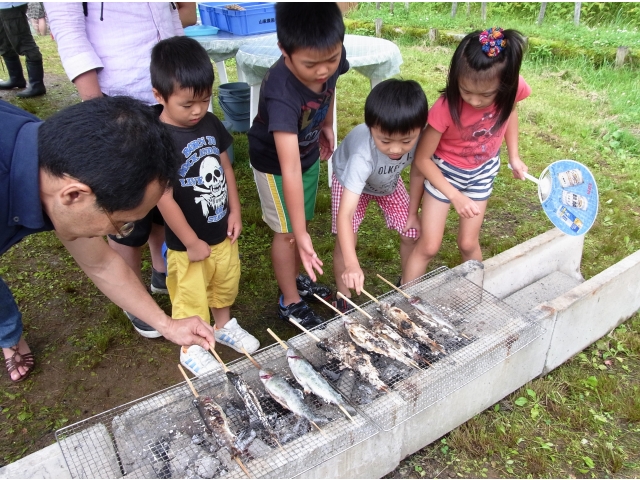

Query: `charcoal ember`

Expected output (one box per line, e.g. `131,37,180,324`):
354,383,376,405
235,427,256,451
246,437,273,458
191,434,204,445
320,362,342,382
195,455,220,478
275,414,310,443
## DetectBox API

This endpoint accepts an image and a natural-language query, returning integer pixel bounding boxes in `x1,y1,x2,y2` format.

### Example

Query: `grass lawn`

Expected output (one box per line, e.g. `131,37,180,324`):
0,4,639,477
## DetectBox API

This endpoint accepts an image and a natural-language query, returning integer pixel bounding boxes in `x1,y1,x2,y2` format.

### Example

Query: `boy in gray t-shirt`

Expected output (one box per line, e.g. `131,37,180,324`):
331,80,428,311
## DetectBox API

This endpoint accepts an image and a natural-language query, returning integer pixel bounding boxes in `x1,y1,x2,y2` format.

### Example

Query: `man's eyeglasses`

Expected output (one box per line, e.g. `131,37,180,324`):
104,210,135,239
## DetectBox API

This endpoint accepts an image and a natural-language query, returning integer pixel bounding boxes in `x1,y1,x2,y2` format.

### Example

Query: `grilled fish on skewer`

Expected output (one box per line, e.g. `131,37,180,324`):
286,347,356,419
379,302,446,354
408,296,460,334
368,317,428,365
343,316,421,368
194,397,241,458
259,368,329,425
226,371,280,445
317,338,388,392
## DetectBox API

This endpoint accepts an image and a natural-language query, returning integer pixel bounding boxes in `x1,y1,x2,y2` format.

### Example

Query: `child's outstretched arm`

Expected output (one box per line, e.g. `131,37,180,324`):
404,162,424,237
505,108,528,180
337,188,364,294
274,131,324,281
220,151,242,244
157,190,211,262
319,95,336,161
415,126,481,219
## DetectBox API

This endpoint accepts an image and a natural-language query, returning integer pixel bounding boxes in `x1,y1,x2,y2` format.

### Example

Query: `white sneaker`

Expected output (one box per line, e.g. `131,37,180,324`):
214,318,260,354
180,345,221,376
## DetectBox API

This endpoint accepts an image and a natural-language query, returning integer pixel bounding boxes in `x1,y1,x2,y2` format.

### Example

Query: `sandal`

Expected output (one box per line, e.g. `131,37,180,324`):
5,344,34,383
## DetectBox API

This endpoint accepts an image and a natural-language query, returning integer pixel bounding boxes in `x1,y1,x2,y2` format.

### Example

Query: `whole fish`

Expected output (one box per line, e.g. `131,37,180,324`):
379,302,446,354
259,368,329,425
226,371,279,445
194,397,241,458
316,338,388,392
286,347,356,419
408,296,460,334
368,317,428,365
343,316,420,368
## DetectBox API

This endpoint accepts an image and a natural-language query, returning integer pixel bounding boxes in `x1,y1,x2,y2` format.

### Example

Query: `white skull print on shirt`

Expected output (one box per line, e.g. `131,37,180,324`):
162,112,234,251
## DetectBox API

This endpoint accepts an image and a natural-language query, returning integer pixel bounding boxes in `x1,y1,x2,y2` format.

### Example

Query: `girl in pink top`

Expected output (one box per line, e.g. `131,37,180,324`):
405,28,530,283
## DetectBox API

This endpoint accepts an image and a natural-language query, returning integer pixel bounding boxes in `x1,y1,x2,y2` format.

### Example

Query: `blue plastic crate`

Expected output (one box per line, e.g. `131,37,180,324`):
213,2,276,36
198,2,231,27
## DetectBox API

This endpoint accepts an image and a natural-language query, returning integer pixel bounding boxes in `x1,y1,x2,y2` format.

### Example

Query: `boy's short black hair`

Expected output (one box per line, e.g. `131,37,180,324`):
39,96,178,213
276,3,345,56
364,79,428,135
151,36,214,101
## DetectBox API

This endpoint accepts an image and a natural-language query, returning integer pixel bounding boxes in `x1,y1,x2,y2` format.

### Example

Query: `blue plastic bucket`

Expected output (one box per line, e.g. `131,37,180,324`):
218,82,250,133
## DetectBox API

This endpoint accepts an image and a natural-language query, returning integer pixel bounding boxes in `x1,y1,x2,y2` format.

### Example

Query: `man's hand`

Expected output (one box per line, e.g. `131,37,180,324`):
296,232,323,282
185,238,211,262
319,125,335,161
161,315,216,350
342,264,365,295
451,192,481,219
227,210,242,244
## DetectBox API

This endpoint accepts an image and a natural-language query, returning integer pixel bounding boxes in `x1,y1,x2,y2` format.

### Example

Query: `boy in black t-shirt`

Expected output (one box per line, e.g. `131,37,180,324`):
151,36,259,376
248,3,350,329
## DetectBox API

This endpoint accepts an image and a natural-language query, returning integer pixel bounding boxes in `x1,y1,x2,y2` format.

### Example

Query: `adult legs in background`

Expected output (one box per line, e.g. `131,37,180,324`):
0,3,45,97
0,276,33,382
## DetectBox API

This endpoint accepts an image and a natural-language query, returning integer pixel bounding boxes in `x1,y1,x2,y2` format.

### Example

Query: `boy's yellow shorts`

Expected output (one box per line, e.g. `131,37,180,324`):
166,238,240,324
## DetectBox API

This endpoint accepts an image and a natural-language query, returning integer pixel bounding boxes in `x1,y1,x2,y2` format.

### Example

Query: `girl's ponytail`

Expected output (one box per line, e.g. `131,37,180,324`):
443,28,526,130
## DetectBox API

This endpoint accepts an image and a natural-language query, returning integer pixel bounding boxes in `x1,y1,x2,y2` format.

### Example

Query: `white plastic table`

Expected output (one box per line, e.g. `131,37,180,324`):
235,34,403,127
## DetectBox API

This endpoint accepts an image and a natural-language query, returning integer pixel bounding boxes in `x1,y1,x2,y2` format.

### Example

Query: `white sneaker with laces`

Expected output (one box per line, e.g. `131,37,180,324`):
214,318,260,354
180,345,221,376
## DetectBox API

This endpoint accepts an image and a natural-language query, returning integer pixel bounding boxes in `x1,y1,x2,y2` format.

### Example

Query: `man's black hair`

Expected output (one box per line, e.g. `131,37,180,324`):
276,2,345,56
364,79,428,135
442,29,526,130
38,96,178,212
151,36,214,101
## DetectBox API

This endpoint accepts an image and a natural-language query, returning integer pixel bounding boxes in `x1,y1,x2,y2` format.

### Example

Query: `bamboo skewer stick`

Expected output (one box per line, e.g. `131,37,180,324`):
360,288,380,304
267,328,289,350
241,346,262,369
337,292,372,319
268,329,355,424
376,274,411,298
177,365,252,478
313,293,345,316
288,316,322,342
209,346,231,373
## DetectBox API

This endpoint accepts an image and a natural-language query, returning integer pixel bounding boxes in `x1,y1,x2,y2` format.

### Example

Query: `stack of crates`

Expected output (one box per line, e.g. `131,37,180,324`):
198,2,276,35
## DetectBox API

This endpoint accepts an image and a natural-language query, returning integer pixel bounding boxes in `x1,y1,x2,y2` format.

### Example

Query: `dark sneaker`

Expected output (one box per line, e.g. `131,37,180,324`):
278,297,325,329
332,297,351,314
150,268,169,295
124,311,163,339
296,274,332,303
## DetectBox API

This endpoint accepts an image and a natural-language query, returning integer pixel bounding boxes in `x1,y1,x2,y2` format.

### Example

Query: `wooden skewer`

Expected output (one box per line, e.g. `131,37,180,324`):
267,328,289,350
241,346,262,369
337,292,372,319
313,293,345,317
209,345,231,373
288,316,322,342
178,368,252,477
376,274,411,299
178,364,199,398
309,420,329,439
360,288,380,304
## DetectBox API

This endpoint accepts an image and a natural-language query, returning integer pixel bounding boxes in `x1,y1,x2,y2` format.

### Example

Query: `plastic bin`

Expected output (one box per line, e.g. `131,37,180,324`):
218,82,250,133
198,2,232,27
213,2,276,36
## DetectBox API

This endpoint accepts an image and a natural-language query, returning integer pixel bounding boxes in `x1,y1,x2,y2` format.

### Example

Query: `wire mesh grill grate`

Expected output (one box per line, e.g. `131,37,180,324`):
56,266,545,476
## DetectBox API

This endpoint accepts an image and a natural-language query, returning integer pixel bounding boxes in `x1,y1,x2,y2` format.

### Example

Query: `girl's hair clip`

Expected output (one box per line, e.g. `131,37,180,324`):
479,27,507,58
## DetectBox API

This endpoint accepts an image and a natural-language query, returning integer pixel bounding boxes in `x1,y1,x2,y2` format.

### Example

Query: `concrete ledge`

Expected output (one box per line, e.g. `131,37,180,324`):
543,248,640,373
0,443,68,479
483,228,584,299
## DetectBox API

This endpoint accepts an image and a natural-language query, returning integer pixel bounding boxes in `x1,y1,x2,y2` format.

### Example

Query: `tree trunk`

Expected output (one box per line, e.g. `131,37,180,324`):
615,46,629,68
481,2,487,21
537,3,547,26
376,2,380,10
574,2,581,26
389,2,394,14
429,28,439,44
375,18,383,37
405,2,409,11
451,2,457,17
466,2,470,17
